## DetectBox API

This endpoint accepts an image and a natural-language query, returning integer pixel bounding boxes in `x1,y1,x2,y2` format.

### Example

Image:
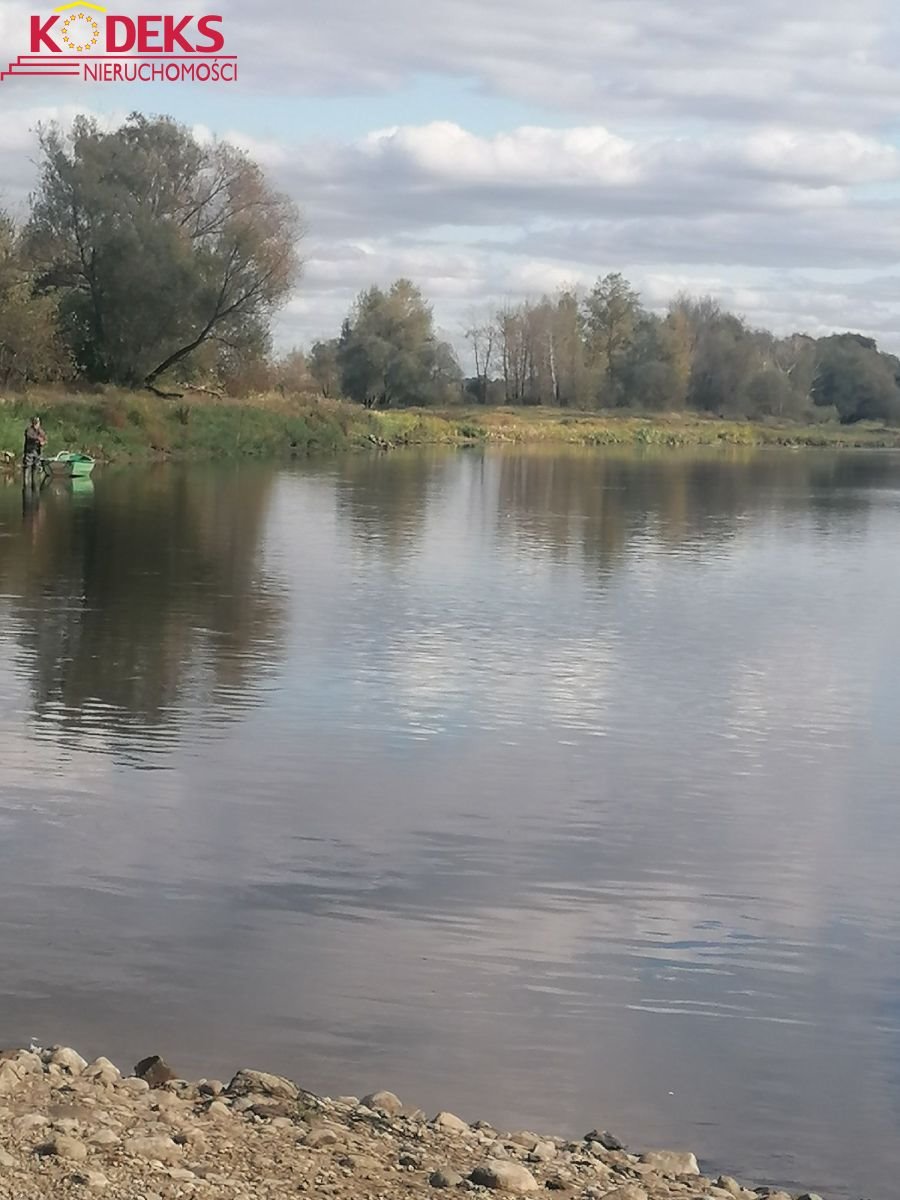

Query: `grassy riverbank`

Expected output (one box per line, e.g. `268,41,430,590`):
3,391,900,465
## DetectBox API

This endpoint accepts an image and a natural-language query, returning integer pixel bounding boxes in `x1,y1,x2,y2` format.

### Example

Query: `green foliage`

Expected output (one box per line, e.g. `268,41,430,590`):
812,334,900,423
583,273,643,402
337,279,462,407
0,212,72,388
308,340,341,397
27,113,301,389
468,277,900,426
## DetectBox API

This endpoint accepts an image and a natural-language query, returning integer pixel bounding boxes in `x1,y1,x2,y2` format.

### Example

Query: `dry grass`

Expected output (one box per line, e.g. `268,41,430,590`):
3,389,899,466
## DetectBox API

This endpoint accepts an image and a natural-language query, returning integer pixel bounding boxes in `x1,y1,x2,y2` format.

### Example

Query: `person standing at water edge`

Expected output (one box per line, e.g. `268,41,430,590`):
22,416,47,484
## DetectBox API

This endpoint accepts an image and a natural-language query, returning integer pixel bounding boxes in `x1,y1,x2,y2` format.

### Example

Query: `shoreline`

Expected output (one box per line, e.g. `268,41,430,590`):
3,394,900,469
0,1045,824,1200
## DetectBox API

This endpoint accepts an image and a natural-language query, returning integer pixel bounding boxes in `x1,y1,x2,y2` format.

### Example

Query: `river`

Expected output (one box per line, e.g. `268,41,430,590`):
1,447,899,1198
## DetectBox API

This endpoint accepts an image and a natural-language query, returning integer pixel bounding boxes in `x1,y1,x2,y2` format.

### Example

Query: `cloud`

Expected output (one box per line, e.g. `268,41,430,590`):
272,121,900,251
253,119,900,347
4,92,900,355
213,0,900,128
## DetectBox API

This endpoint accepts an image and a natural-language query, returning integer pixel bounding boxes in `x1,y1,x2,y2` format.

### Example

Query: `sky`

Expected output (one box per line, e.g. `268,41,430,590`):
2,0,900,352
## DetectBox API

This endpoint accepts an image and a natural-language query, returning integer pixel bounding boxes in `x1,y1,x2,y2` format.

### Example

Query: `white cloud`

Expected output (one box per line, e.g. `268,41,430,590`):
250,118,900,348
213,0,900,128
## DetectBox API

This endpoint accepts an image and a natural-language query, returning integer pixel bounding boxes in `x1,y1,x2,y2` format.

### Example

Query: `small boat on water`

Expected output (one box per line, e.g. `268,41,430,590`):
45,452,96,479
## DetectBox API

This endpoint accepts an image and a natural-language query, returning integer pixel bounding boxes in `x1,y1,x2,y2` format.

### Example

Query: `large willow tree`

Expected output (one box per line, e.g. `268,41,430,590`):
27,113,302,390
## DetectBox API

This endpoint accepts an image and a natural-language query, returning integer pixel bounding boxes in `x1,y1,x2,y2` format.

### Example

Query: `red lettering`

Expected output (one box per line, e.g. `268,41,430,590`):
163,14,194,52
137,15,162,51
195,15,224,53
105,16,135,52
30,15,60,52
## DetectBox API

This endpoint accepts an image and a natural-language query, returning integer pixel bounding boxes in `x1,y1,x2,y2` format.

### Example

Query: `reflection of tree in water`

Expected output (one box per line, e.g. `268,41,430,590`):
491,447,898,568
334,449,455,555
0,466,285,737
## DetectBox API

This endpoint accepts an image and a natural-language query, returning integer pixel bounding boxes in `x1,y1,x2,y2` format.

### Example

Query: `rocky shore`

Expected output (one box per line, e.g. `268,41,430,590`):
0,1046,824,1200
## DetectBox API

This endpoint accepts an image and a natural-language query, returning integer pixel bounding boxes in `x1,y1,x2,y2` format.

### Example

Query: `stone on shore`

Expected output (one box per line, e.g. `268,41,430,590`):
430,1167,464,1187
717,1178,743,1196
11,1051,43,1076
123,1134,184,1163
585,1128,625,1151
134,1055,176,1088
83,1057,121,1087
118,1076,150,1094
433,1111,469,1133
226,1068,299,1101
88,1130,119,1147
44,1133,89,1161
47,1047,88,1075
303,1125,340,1147
0,1042,829,1200
470,1159,539,1193
360,1089,403,1114
72,1169,109,1191
639,1149,700,1175
0,1063,20,1097
12,1113,48,1134
528,1139,557,1162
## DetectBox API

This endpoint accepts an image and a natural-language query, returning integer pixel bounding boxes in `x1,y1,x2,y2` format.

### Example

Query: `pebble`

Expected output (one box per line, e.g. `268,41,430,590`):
303,1126,340,1148
119,1076,151,1094
0,1064,22,1096
470,1159,540,1193
46,1133,89,1160
639,1149,700,1176
544,1173,570,1191
47,1047,89,1075
585,1129,625,1151
430,1167,464,1188
83,1058,121,1086
134,1056,176,1089
432,1111,469,1133
165,1167,196,1181
123,1134,184,1163
13,1052,43,1076
360,1090,403,1114
717,1178,743,1197
89,1130,120,1147
72,1169,110,1190
0,1042,833,1200
227,1069,299,1101
13,1113,49,1133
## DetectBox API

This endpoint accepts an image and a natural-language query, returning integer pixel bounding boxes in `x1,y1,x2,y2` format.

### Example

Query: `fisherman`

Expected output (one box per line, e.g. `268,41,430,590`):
22,415,48,485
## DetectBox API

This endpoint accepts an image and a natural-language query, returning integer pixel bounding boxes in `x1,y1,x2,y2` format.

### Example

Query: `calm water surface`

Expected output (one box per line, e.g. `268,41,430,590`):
2,447,900,1199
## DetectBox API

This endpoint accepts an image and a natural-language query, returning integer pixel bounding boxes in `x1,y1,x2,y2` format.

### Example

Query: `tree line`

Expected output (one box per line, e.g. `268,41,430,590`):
2,112,900,425
303,275,900,424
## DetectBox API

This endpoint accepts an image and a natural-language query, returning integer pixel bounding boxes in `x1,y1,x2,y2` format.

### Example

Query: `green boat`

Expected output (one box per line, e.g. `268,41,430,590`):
45,452,96,479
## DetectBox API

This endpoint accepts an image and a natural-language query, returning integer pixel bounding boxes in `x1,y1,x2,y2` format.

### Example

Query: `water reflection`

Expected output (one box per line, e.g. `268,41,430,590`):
0,466,285,746
1,448,900,1200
